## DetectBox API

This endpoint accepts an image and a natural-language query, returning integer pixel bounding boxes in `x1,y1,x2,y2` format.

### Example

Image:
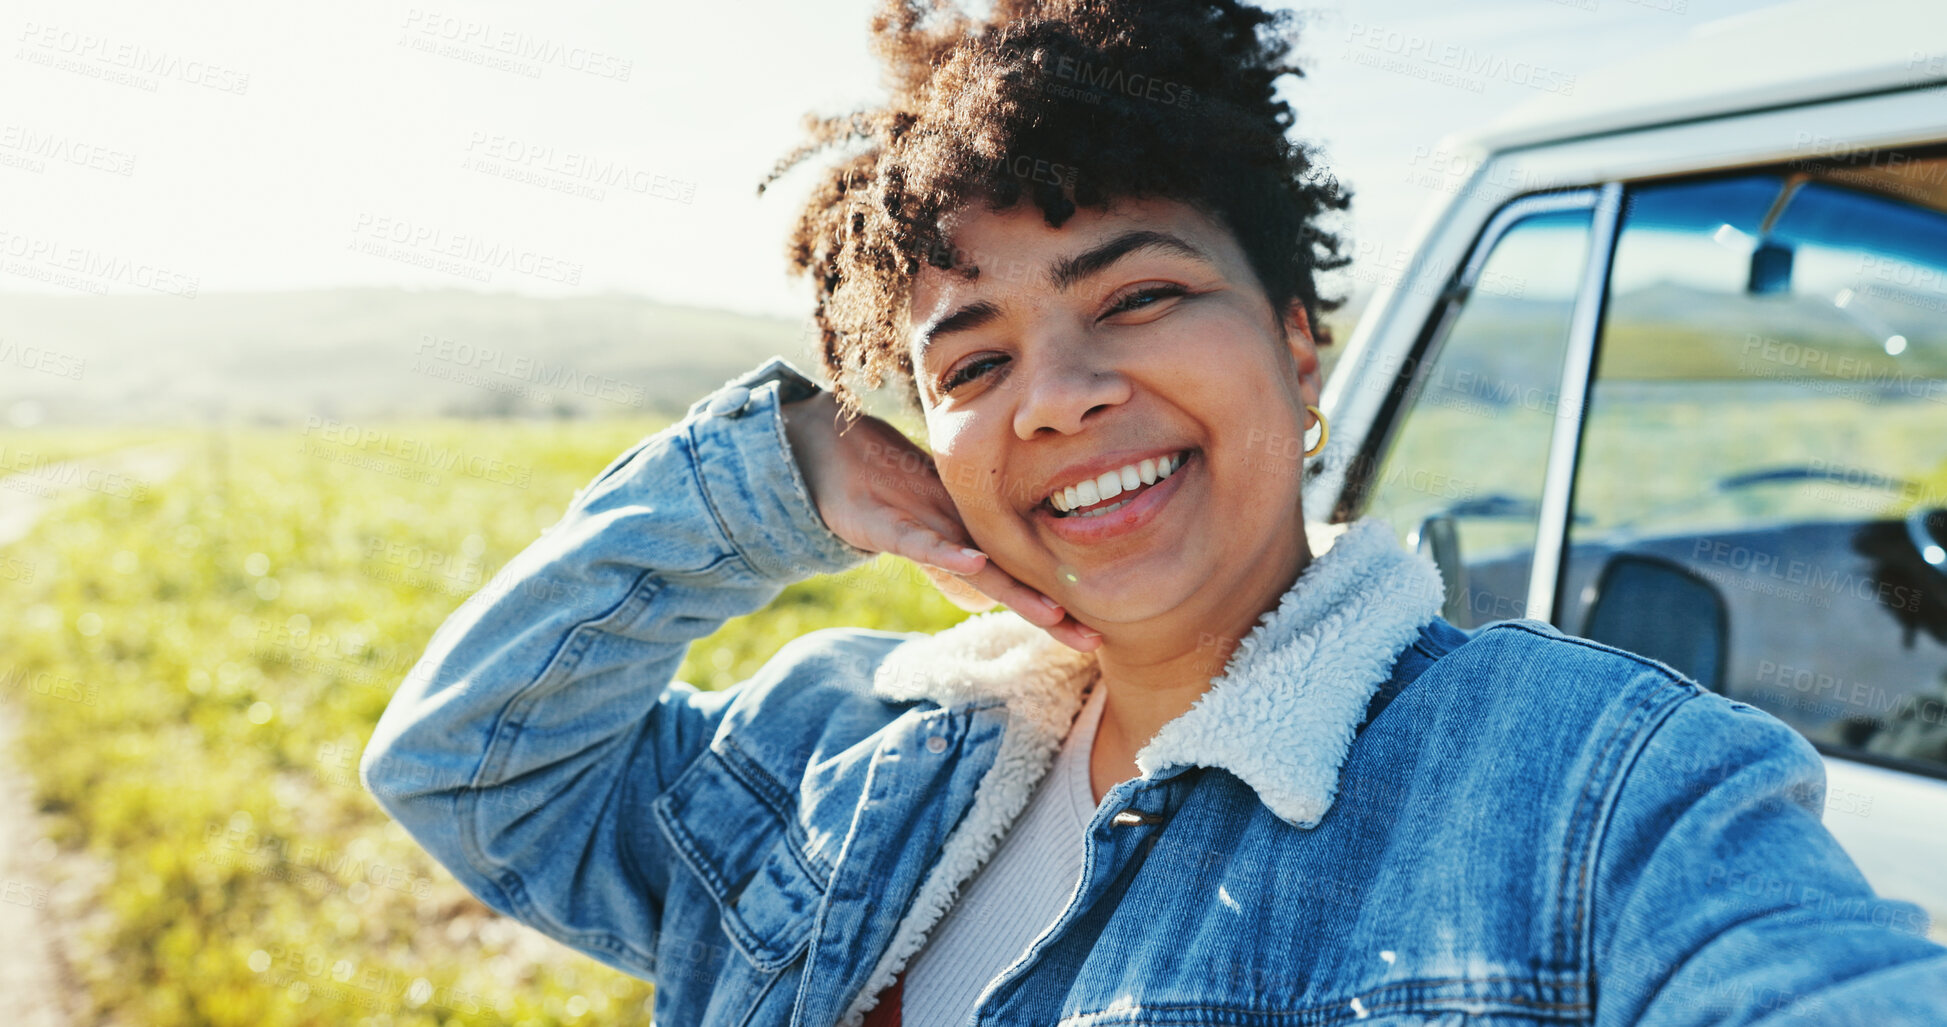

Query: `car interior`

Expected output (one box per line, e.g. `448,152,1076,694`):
1363,146,1947,780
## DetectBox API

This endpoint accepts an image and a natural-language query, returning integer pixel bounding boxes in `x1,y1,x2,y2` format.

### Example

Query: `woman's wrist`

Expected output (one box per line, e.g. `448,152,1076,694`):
778,391,841,501
685,366,869,582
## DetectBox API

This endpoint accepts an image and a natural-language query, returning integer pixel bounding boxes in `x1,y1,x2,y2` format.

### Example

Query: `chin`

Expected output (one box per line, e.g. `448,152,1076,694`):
1034,540,1211,627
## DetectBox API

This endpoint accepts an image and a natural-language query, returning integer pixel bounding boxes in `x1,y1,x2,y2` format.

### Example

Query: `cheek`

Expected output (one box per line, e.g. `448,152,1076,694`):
922,405,967,455
1230,413,1308,502
1188,346,1308,487
924,412,977,491
925,413,1005,520
1149,303,1279,371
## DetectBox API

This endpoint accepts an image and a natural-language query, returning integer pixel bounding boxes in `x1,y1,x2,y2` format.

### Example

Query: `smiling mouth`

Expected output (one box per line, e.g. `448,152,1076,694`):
1043,448,1191,518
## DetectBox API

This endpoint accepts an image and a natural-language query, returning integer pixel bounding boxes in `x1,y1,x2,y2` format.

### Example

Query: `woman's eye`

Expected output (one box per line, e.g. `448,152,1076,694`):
1104,285,1187,318
942,355,1007,393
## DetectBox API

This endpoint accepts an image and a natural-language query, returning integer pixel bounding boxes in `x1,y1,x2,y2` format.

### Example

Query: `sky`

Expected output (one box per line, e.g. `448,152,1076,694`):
5,0,1796,320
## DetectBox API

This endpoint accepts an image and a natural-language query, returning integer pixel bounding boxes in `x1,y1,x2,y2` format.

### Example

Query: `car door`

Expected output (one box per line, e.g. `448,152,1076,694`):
1561,155,1947,943
1345,148,1947,943
1353,190,1601,629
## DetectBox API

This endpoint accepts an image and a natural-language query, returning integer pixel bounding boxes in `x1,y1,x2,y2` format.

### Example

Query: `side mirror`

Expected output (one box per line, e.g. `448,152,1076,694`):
1581,553,1729,691
1410,514,1472,625
1748,240,1795,295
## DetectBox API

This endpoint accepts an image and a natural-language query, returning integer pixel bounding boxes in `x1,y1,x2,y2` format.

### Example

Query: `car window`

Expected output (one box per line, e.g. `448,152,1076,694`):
1564,165,1947,776
1363,208,1593,629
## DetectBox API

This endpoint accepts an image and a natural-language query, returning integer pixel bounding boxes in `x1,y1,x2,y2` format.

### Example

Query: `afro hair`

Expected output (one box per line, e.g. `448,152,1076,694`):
762,0,1351,414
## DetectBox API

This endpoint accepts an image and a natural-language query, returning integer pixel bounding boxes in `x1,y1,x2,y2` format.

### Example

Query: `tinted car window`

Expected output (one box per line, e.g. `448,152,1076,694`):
1564,167,1947,775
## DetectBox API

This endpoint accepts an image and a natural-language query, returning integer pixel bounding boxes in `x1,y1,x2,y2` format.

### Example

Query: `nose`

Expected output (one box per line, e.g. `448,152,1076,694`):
1011,340,1132,439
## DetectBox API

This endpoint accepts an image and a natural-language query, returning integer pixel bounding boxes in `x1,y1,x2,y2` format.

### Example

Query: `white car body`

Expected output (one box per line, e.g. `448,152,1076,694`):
1313,0,1947,941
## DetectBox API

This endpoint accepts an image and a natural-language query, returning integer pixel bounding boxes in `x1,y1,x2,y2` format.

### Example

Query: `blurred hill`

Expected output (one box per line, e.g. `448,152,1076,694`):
0,289,818,427
12,278,1936,429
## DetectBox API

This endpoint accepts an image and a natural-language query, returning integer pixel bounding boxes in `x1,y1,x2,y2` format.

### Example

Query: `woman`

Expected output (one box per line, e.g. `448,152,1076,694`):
362,1,1947,1023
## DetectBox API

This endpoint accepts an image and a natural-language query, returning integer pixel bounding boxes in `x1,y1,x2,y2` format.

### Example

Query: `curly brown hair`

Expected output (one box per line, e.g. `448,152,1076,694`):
761,0,1350,414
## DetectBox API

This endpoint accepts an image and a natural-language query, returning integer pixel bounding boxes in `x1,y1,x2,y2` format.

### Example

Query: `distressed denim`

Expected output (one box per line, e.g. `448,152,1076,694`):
363,360,1947,1025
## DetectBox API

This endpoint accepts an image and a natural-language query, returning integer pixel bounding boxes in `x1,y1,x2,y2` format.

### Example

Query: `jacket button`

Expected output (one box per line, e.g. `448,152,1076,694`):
926,735,948,754
706,386,752,417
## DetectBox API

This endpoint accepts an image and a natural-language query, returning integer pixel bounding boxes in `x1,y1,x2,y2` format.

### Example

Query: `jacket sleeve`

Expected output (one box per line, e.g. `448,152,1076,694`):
1592,688,1947,1025
359,361,867,980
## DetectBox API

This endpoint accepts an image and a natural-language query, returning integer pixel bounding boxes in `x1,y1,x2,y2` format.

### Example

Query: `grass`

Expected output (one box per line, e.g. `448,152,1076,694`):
0,418,968,1026
5,376,1943,1023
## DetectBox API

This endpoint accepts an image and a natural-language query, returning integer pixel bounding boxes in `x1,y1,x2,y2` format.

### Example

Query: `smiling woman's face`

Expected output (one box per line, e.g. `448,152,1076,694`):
908,196,1324,632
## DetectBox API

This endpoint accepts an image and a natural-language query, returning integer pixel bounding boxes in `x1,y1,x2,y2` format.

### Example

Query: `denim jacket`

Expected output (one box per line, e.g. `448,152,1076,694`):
362,360,1947,1026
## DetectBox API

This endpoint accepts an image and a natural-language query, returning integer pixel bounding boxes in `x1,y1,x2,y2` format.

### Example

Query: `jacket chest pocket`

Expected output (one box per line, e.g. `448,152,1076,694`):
653,749,828,972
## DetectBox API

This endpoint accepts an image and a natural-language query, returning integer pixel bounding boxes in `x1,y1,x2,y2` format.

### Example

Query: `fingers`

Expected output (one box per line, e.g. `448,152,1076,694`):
918,563,1000,613
948,557,1058,623
940,560,1102,653
1043,614,1105,653
882,520,1104,654
950,560,1105,652
886,518,988,577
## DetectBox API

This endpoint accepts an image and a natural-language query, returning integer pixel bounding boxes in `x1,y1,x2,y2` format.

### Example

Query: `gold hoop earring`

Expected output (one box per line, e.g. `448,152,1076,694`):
1303,404,1329,458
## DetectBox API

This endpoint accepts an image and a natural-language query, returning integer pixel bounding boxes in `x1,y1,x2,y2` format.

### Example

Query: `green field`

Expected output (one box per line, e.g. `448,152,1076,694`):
0,421,970,1026
7,362,1944,1025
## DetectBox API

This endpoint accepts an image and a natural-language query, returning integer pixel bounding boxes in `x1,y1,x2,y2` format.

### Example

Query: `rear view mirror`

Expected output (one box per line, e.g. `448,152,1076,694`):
1581,553,1728,691
1748,240,1794,295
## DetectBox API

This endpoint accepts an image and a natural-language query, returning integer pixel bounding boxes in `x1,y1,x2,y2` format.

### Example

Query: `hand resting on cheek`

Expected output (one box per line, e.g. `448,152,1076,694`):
780,390,1104,652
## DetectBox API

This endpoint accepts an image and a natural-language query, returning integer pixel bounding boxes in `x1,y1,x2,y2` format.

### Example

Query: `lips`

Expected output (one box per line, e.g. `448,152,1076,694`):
1047,450,1190,517
1031,448,1197,545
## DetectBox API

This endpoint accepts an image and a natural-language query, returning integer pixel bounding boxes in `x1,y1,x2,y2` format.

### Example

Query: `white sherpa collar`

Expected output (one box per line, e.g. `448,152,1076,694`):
839,519,1445,1027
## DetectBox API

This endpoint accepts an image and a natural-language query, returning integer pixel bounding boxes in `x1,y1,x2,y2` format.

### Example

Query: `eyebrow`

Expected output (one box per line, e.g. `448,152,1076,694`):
1049,229,1211,291
914,229,1215,360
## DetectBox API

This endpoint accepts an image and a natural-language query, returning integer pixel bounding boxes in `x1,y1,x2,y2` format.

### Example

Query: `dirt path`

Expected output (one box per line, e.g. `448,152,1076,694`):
0,704,80,1027
0,443,188,1027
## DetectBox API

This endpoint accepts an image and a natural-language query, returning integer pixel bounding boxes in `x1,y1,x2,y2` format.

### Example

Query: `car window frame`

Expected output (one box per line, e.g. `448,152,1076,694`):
1344,184,1620,625
1321,92,1947,918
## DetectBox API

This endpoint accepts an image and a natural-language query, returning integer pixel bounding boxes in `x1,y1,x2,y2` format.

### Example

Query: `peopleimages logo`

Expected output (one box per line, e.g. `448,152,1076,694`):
14,21,251,94
399,8,632,82
998,154,1079,189
1051,55,1198,107
347,212,584,287
413,333,648,407
1343,23,1577,95
298,416,534,489
0,124,136,176
460,131,695,204
0,228,199,297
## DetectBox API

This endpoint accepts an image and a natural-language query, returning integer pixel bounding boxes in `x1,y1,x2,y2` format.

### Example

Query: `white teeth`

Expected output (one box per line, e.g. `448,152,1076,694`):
1073,496,1134,519
1045,451,1189,515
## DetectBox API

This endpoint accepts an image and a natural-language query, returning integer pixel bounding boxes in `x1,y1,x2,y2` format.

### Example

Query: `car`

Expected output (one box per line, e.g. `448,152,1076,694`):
1308,0,1947,942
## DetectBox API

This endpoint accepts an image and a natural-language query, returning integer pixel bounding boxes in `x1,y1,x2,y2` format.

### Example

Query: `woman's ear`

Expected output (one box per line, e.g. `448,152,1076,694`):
1282,300,1322,410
